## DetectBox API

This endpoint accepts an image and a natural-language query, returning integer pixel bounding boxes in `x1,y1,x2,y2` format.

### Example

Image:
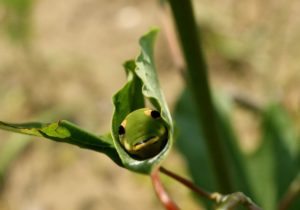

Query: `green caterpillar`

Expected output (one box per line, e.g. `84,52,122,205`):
118,108,168,160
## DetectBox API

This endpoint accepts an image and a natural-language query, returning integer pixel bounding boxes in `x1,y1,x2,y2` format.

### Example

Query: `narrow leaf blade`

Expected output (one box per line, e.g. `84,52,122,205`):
0,120,122,166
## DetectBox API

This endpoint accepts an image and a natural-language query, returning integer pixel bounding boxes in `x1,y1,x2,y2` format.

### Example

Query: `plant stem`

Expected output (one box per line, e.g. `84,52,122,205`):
212,192,262,210
151,169,180,210
278,173,300,210
160,167,212,200
168,0,233,192
159,167,263,210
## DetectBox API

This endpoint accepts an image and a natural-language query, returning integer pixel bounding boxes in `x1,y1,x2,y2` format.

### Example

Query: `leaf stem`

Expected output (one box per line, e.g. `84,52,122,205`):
151,169,180,210
212,192,262,210
278,173,300,210
159,167,263,210
159,167,212,200
168,0,233,192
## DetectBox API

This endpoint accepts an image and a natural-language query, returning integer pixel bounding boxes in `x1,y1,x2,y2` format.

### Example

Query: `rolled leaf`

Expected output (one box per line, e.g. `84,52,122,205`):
112,29,174,174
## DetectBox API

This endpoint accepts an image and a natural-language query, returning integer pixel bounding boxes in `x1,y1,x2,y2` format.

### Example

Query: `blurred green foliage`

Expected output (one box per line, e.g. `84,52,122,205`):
0,136,31,188
0,0,32,43
174,90,300,210
246,105,300,210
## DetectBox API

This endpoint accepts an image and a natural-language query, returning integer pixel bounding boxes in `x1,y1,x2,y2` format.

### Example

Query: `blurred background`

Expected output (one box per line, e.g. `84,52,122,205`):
0,0,299,210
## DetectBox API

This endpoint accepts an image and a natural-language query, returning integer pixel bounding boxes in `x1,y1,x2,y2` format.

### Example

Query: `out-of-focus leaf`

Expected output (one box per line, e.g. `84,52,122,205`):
0,136,31,185
0,0,32,43
174,90,216,208
214,95,253,196
174,89,253,207
279,173,300,210
112,29,174,174
0,120,122,166
174,90,216,189
246,105,300,210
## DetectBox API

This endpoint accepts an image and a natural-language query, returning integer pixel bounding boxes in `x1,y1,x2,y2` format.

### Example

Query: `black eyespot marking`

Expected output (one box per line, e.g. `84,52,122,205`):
151,110,160,119
118,125,125,135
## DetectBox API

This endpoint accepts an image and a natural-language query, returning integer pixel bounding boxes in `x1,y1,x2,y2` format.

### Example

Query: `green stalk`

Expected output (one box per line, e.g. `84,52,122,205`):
168,0,233,192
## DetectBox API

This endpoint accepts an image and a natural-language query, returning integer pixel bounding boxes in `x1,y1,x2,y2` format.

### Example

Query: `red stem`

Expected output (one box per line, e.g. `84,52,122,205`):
151,169,180,210
278,174,300,210
160,167,212,200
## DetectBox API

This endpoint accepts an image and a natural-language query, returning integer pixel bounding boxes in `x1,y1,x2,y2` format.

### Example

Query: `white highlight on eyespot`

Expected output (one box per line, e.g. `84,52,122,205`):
144,109,152,116
121,119,127,128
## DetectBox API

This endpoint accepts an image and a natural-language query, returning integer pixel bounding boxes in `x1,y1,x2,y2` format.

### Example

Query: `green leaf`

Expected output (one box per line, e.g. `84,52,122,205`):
136,30,172,123
214,94,253,197
174,89,216,208
112,29,174,174
246,104,300,210
0,120,122,166
174,89,253,207
112,60,145,125
0,136,31,185
0,0,33,43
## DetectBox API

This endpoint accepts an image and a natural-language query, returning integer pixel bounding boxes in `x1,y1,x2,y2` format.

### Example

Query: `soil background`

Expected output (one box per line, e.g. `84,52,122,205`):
0,0,299,210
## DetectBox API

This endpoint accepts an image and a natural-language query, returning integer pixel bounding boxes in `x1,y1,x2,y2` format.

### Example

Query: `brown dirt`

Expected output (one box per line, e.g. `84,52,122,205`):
0,0,299,210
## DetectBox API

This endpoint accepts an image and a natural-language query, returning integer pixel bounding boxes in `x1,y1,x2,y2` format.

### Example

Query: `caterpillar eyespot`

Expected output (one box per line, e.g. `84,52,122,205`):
118,125,125,135
150,110,160,119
